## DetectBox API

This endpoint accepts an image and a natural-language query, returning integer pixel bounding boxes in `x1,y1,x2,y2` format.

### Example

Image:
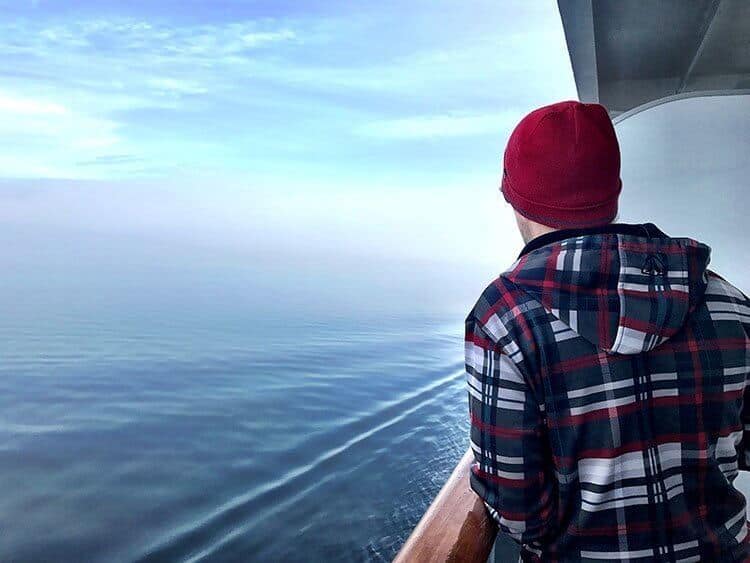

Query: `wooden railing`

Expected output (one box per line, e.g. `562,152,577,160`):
394,449,498,562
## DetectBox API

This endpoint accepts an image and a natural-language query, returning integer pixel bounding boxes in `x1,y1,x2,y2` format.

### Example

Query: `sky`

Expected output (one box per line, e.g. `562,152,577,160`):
1,1,747,315
0,0,574,182
0,0,577,282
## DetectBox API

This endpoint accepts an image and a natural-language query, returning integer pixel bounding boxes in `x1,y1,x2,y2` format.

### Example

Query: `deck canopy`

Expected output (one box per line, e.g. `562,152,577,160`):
557,0,750,121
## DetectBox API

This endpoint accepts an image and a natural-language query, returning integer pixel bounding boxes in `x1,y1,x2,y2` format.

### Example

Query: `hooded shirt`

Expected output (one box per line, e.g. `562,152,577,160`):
465,223,750,562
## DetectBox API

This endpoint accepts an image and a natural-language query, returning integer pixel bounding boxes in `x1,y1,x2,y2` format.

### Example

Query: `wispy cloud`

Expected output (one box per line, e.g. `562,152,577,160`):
76,154,145,167
0,92,68,115
147,78,209,96
358,111,521,139
0,17,303,178
8,18,298,57
0,1,575,181
0,90,123,177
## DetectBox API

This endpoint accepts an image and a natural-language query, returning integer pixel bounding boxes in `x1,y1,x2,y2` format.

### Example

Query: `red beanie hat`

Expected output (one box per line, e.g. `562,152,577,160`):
501,100,621,229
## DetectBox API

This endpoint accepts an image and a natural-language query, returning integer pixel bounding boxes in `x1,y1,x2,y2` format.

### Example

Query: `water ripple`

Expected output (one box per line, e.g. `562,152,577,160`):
136,367,464,562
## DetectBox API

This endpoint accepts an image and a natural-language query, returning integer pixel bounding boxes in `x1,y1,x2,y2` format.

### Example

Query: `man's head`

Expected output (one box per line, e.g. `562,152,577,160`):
501,101,621,243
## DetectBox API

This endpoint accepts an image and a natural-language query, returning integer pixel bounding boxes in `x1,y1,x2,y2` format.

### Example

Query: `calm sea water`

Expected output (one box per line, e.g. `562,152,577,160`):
0,234,473,562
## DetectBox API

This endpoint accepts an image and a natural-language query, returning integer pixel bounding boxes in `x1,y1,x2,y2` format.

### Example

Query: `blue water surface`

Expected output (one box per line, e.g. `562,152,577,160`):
0,235,474,562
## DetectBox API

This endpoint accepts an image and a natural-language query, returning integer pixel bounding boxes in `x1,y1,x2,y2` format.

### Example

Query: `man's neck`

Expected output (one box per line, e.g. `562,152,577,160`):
518,222,668,258
520,222,557,245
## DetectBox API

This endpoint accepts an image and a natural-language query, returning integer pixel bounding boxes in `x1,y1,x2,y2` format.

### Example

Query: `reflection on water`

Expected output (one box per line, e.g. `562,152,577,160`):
0,263,469,562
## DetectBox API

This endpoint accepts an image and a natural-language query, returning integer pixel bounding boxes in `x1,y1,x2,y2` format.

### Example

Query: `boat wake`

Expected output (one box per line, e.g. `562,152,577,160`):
136,363,466,562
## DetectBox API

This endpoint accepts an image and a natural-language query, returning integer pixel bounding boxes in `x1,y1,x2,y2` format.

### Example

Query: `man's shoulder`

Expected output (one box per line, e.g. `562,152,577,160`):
705,270,749,303
702,271,750,333
466,275,547,381
466,274,545,336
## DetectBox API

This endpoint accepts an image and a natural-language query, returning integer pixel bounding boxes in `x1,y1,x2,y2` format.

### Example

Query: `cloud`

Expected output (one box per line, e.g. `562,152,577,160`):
16,18,298,58
239,29,296,48
358,111,520,139
148,78,208,96
0,2,575,180
0,90,123,176
0,92,68,115
76,154,145,167
0,17,303,178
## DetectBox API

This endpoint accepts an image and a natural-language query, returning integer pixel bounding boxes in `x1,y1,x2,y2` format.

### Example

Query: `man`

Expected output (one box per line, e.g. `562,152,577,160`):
466,100,750,561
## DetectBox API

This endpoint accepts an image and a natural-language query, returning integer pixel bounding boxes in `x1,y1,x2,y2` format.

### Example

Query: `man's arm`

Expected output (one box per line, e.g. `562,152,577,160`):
465,313,557,551
741,383,750,471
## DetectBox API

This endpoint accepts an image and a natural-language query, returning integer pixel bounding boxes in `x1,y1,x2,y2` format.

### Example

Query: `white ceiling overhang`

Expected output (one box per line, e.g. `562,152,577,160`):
557,0,750,122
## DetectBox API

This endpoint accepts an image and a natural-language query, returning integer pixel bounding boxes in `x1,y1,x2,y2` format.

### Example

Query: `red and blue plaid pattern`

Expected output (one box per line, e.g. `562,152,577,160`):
466,224,750,562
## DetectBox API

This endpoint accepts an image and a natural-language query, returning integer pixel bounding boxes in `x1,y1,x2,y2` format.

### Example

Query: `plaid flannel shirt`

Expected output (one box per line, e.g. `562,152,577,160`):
466,223,750,562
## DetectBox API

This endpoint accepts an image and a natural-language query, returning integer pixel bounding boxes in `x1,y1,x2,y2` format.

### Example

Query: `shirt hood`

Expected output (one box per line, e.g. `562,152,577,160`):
501,224,712,355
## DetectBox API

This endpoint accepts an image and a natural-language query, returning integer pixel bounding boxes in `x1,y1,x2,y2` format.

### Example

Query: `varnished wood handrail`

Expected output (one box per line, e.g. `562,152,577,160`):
394,449,498,562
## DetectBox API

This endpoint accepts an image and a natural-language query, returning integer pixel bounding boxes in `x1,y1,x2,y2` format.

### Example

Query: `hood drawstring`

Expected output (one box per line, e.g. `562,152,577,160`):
641,254,666,276
639,224,666,276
